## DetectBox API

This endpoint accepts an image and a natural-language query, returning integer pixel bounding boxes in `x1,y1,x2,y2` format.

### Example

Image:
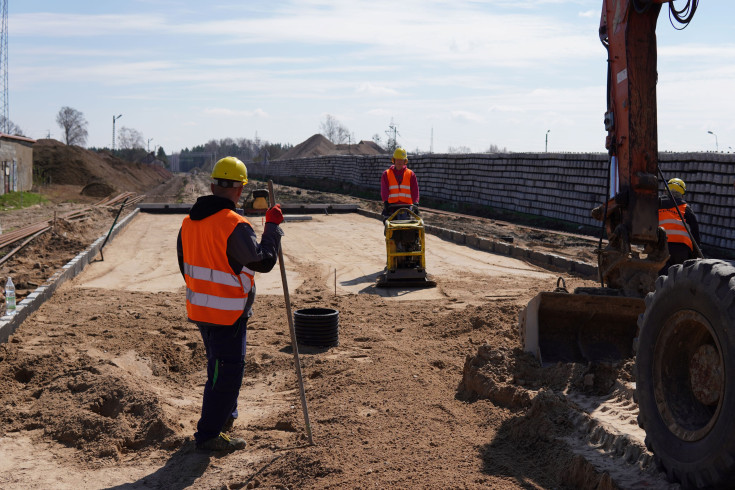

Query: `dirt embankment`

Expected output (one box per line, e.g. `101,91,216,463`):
33,139,172,195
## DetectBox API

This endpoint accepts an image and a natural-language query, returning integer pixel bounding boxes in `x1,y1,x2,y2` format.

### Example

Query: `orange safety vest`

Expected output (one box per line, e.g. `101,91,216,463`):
659,203,693,250
386,168,414,205
181,209,255,325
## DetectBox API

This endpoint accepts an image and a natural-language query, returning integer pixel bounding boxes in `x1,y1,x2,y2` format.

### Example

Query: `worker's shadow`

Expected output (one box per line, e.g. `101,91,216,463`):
102,442,211,490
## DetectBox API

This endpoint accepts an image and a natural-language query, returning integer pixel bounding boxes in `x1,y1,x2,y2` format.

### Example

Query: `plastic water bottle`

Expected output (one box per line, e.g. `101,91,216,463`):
5,277,15,316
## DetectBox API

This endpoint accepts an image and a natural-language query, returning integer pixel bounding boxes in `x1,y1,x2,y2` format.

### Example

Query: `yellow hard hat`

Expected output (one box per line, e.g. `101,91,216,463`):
667,178,686,195
212,157,248,185
392,147,407,161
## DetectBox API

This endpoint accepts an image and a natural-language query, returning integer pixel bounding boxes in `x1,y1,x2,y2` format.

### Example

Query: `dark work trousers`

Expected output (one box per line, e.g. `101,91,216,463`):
194,316,247,445
659,242,695,276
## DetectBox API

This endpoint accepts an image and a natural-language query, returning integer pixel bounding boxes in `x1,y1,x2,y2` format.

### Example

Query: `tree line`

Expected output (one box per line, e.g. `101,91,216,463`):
4,107,506,172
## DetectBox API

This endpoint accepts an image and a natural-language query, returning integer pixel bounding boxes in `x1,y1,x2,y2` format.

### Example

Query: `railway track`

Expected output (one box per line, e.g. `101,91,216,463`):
0,192,142,266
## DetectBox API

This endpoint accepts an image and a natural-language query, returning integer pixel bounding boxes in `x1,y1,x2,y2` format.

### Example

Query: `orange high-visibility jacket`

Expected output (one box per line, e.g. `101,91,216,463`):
181,209,255,325
386,168,414,204
659,203,693,250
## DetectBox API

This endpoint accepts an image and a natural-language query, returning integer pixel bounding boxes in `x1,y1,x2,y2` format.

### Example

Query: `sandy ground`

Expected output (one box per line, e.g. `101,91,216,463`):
0,176,683,489
0,211,605,489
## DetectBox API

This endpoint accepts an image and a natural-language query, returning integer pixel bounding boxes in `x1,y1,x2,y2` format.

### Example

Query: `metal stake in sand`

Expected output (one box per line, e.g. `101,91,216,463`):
268,180,314,446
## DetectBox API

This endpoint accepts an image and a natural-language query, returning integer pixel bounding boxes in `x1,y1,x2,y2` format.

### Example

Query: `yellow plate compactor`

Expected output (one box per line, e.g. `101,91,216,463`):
376,204,436,288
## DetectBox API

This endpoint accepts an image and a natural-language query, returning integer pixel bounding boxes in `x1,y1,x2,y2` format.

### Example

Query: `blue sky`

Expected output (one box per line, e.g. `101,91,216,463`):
8,1,735,155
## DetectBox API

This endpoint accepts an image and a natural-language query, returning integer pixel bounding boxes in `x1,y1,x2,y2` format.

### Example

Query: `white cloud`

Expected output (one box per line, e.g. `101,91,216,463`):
356,83,399,96
367,108,391,117
451,111,485,124
203,108,269,117
9,1,735,154
11,13,167,36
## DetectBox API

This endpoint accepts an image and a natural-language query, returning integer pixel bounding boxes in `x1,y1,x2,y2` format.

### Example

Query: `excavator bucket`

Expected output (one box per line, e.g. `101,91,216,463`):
519,279,645,364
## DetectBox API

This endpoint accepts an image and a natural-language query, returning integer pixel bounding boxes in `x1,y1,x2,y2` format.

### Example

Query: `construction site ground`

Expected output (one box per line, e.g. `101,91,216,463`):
0,173,680,489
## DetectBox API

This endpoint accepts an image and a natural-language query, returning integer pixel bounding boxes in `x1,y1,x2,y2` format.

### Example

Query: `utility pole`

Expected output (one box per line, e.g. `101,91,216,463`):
112,114,123,150
430,127,434,154
385,119,400,152
147,138,153,152
0,0,9,134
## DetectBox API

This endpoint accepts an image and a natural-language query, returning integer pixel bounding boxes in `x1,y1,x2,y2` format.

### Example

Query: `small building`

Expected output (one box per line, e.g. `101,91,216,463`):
0,133,36,194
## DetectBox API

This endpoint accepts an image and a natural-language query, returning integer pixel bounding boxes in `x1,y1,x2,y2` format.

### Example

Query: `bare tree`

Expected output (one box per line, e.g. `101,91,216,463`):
117,126,145,150
55,106,88,146
0,116,25,136
320,114,353,144
447,145,472,154
486,144,507,153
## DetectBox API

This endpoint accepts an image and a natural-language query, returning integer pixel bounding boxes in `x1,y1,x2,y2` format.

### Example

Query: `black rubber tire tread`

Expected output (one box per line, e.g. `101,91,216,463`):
636,259,735,489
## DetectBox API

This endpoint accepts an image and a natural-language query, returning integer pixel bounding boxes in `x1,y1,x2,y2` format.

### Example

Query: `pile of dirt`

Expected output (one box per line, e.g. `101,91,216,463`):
0,288,188,460
33,139,172,194
277,134,385,160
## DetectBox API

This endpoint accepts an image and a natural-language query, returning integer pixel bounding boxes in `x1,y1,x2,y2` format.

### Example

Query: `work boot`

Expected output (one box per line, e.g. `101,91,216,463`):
221,415,235,433
196,432,247,452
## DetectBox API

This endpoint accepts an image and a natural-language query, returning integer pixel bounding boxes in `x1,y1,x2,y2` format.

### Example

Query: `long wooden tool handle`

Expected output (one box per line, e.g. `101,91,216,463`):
267,180,314,445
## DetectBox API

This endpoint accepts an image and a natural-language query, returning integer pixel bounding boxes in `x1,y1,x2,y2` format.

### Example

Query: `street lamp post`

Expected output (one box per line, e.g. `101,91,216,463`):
545,129,551,152
112,114,123,150
147,138,153,152
707,130,718,152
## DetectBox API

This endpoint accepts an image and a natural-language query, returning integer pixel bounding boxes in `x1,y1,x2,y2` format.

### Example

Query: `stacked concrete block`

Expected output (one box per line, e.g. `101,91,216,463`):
252,152,735,252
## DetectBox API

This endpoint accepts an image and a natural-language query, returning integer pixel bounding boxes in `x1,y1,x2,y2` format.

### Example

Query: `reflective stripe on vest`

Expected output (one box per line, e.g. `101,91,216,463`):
182,209,255,325
386,168,413,204
659,203,693,250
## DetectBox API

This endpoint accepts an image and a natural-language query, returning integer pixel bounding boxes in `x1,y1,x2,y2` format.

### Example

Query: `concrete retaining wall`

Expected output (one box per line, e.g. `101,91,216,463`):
251,152,735,251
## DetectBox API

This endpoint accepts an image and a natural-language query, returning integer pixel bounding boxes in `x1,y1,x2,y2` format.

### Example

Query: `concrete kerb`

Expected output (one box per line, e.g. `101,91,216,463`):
355,208,598,280
0,208,141,344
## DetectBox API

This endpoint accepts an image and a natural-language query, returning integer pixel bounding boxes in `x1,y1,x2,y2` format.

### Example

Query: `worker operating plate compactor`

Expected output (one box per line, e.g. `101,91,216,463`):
376,203,436,288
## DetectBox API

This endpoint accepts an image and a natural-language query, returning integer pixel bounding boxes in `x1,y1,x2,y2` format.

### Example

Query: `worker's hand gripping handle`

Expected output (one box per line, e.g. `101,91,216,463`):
265,203,284,225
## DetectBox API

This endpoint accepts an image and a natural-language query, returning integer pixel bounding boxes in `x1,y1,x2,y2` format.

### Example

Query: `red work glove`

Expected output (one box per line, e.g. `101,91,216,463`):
265,204,284,225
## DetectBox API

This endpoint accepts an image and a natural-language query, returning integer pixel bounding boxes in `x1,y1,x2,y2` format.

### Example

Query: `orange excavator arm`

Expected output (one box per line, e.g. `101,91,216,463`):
595,0,697,296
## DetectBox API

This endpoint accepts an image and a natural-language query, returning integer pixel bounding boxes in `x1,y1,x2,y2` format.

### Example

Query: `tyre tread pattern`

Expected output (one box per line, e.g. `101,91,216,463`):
636,259,735,489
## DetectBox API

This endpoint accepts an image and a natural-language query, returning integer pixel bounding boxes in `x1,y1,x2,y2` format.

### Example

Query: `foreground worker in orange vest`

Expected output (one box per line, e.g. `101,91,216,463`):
177,156,283,452
380,147,420,218
658,177,701,275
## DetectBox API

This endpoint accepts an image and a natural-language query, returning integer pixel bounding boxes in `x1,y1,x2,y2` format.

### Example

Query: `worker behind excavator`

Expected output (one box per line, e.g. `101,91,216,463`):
176,156,283,452
381,147,420,219
658,177,701,275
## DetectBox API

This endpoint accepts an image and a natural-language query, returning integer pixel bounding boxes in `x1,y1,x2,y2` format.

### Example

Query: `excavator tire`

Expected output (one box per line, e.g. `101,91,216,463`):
636,259,735,489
